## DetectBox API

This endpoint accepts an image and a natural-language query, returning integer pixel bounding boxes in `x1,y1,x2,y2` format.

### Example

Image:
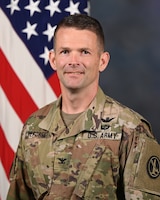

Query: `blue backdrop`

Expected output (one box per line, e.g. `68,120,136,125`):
91,0,160,143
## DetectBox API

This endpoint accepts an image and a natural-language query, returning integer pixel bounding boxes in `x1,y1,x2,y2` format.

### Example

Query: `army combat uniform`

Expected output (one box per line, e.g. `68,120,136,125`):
7,87,160,199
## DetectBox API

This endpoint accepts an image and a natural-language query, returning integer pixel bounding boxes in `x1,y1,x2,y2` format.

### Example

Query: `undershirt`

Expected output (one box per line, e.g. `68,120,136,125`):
61,111,83,127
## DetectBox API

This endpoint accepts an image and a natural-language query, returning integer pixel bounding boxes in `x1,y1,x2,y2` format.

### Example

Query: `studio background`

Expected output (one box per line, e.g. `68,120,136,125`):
90,0,160,143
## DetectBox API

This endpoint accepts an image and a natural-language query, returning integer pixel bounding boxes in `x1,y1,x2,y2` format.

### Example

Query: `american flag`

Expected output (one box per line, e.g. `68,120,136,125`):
0,0,90,199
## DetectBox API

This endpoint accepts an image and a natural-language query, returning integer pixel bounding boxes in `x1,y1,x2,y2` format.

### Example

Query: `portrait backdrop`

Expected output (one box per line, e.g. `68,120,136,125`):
90,0,160,143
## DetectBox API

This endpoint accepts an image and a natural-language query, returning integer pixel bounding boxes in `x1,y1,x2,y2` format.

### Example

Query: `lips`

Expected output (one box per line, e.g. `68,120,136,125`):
64,64,85,75
64,71,84,74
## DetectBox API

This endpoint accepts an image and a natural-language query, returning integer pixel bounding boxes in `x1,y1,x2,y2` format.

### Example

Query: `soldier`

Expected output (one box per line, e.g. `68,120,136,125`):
7,14,160,199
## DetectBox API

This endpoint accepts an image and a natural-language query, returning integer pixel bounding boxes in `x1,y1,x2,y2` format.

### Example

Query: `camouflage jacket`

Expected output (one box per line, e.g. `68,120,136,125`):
7,87,160,200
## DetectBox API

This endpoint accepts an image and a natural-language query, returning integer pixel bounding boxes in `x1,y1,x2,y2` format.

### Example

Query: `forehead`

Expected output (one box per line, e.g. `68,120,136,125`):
55,27,97,40
54,27,98,47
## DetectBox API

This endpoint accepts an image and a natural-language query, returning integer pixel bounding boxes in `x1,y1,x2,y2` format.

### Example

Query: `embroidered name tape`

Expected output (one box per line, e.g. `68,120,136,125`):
83,131,121,140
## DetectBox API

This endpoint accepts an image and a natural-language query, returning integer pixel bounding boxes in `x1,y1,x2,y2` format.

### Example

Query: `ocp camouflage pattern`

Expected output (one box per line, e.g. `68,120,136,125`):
7,87,160,199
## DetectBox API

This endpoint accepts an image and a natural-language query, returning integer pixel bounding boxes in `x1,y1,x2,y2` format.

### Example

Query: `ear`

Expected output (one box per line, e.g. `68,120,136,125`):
49,49,56,71
99,51,110,72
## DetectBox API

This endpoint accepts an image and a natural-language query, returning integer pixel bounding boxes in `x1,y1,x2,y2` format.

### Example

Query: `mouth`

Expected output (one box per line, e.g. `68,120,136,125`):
64,64,85,75
64,72,84,75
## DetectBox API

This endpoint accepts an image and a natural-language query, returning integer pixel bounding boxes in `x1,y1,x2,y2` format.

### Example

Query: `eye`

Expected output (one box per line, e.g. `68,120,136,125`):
82,50,90,54
60,49,69,54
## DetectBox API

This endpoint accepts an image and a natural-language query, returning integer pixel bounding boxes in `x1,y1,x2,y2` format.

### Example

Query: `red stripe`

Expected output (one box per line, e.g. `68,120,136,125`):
0,49,38,123
0,126,15,179
48,72,61,97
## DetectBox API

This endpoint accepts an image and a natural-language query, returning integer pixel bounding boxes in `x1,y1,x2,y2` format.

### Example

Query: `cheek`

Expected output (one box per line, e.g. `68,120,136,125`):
87,59,101,72
57,56,69,65
54,59,64,70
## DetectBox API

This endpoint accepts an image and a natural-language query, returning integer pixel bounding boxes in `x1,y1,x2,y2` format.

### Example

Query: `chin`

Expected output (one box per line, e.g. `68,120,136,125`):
67,86,81,92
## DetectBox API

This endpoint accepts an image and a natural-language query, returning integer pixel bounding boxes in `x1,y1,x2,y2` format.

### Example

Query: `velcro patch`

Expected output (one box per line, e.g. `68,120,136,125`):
133,136,160,196
147,156,160,179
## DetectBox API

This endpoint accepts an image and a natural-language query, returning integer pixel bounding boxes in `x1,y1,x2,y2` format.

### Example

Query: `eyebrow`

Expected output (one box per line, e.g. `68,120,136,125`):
58,47,92,51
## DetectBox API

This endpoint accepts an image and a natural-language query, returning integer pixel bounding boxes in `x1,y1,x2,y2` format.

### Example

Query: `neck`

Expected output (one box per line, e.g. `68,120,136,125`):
61,86,98,114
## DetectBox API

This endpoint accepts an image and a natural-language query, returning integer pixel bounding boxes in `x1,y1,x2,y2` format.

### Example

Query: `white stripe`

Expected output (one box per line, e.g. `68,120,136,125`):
0,87,22,152
0,161,10,200
0,9,57,108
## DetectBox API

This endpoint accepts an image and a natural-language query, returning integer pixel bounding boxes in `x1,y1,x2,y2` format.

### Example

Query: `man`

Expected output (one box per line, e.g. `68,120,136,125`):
7,14,160,199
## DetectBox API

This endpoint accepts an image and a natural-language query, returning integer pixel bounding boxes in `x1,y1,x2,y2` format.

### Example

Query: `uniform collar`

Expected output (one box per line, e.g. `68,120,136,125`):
39,87,106,138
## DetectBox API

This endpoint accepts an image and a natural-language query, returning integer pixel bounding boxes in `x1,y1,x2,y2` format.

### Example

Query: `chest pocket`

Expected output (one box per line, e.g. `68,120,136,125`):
73,143,118,200
24,136,53,199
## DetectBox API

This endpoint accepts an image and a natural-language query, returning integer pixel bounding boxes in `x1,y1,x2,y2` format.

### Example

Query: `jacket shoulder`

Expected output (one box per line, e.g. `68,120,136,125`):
23,101,57,128
31,101,56,117
103,94,153,135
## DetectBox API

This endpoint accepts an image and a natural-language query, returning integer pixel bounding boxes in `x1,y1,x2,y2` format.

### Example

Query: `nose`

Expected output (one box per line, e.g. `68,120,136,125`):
68,52,80,66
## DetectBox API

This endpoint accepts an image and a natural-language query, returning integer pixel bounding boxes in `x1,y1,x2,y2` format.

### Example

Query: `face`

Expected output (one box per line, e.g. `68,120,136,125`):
49,27,110,92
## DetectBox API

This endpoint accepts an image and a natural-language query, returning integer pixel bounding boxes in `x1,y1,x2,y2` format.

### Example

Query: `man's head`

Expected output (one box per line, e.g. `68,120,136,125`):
53,14,105,52
49,14,110,94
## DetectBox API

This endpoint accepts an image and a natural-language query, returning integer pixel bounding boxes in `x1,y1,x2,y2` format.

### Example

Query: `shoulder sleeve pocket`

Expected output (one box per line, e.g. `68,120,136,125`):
124,134,160,197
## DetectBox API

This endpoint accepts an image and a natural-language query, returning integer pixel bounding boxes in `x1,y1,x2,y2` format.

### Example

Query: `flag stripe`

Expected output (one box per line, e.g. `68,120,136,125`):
0,49,38,122
0,161,10,200
0,9,57,109
0,127,14,179
0,87,23,152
